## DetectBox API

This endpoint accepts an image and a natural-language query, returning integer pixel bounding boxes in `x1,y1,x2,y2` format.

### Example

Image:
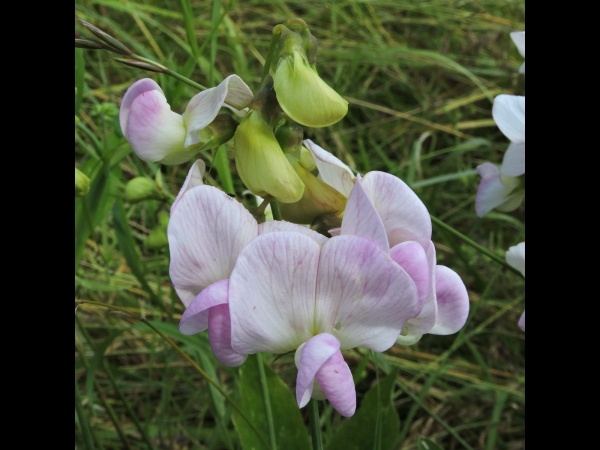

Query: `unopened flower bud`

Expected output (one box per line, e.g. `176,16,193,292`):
145,226,169,249
124,177,165,203
299,145,317,172
75,167,91,197
234,110,304,203
301,28,318,66
157,210,170,228
275,120,303,160
279,161,346,224
273,27,348,128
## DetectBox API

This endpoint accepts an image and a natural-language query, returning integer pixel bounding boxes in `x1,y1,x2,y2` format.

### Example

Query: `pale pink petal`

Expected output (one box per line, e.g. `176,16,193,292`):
179,279,229,335
519,62,525,74
492,95,525,144
429,266,470,335
120,78,163,136
506,242,525,277
315,349,355,417
518,310,525,331
361,171,432,249
183,75,253,147
295,334,340,408
328,228,341,236
304,140,355,197
390,241,430,309
399,242,437,339
171,160,206,214
510,31,525,58
341,175,389,254
258,220,328,245
168,186,258,307
229,232,320,354
315,235,419,351
475,163,520,217
500,142,525,177
125,89,186,163
208,303,248,367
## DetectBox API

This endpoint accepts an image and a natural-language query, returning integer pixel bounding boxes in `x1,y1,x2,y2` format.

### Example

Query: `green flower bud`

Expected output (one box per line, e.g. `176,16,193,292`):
275,120,303,160
234,110,304,203
274,47,348,128
279,160,347,224
299,145,317,172
157,210,170,228
124,177,165,203
75,167,91,197
145,226,169,249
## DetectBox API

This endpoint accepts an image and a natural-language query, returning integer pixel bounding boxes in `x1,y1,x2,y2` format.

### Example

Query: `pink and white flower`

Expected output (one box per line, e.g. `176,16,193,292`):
505,242,525,331
304,140,470,345
168,160,327,366
119,75,253,165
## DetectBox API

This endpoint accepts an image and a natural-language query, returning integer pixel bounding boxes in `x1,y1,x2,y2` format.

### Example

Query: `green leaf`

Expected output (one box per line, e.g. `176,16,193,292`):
325,368,400,450
112,201,164,310
418,437,445,450
232,355,310,450
75,48,84,115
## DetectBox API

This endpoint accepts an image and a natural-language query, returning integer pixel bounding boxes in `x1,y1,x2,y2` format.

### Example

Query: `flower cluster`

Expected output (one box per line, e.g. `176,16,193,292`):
166,148,469,417
475,31,525,331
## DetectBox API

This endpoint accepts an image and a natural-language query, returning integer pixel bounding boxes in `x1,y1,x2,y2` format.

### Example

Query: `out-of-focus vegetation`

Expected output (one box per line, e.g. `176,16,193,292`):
75,1,525,449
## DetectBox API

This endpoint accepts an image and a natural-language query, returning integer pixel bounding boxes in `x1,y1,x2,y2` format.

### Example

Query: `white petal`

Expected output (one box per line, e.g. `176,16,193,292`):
506,242,525,277
500,142,525,177
492,95,525,144
510,31,525,57
258,220,328,245
475,163,520,217
304,140,355,197
171,160,206,214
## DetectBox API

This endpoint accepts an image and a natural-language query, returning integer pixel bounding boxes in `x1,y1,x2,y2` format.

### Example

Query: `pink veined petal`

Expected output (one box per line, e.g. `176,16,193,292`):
341,175,389,254
171,160,206,214
120,78,163,136
179,279,229,335
183,75,253,147
229,232,320,354
208,303,248,367
506,242,525,277
500,142,525,177
125,90,187,163
315,235,419,351
518,310,525,331
315,349,356,417
295,334,340,408
390,241,430,310
304,139,355,197
168,186,258,307
510,31,525,58
361,171,432,249
492,95,525,144
475,163,520,217
399,242,437,339
258,220,328,245
429,266,470,335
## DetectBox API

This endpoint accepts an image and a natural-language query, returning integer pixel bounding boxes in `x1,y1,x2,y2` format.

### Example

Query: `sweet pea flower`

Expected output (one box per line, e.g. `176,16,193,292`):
475,163,524,217
303,140,470,345
227,178,422,416
120,75,253,165
510,31,525,74
168,160,327,366
505,242,525,331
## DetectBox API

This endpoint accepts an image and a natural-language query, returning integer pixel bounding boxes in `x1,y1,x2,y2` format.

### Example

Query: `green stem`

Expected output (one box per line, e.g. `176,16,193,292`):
308,399,323,450
262,29,282,84
430,215,524,278
257,354,277,450
75,377,96,450
76,300,271,450
214,145,235,194
270,199,283,221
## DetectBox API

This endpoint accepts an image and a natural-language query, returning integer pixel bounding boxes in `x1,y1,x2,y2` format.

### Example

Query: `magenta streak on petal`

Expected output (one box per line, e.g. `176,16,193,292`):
179,279,229,335
296,334,340,408
119,78,163,137
315,350,356,417
208,303,248,367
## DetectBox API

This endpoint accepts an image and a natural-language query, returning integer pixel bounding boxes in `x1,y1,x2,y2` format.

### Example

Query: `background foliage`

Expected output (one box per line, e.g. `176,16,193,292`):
75,1,525,448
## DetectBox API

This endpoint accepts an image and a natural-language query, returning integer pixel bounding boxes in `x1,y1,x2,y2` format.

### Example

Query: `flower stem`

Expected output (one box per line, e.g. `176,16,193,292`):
430,215,524,279
257,353,277,450
270,199,283,221
308,399,323,450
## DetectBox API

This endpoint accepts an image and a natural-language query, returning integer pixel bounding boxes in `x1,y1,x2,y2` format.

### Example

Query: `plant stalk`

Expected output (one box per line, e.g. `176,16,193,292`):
308,399,323,450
